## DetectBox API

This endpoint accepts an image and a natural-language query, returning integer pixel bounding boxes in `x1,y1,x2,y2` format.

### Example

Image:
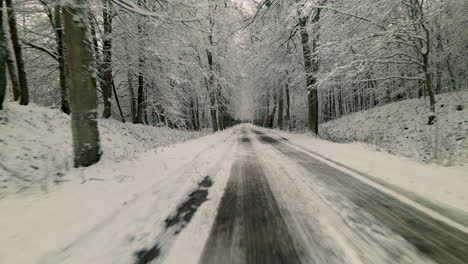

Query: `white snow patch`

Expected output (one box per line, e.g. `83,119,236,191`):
0,102,206,197
319,90,468,166
0,102,233,264
163,138,238,264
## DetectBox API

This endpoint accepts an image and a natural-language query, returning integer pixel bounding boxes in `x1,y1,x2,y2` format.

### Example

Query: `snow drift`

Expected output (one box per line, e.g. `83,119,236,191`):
319,91,468,166
0,102,205,197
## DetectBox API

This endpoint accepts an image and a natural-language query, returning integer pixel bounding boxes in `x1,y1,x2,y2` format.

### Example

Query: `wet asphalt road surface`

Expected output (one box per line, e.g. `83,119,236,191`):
199,127,468,264
199,134,303,264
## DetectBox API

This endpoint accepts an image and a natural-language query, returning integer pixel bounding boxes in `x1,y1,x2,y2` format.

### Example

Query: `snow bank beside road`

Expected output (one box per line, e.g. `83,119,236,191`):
0,128,235,264
319,90,468,166
0,102,205,197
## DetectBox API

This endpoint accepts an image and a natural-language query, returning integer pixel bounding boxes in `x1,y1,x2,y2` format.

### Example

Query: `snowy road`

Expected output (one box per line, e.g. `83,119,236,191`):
5,125,467,264
196,126,468,264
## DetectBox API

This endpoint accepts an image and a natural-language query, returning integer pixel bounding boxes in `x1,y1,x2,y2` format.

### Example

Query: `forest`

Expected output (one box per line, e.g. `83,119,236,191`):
0,0,467,167
1,1,468,263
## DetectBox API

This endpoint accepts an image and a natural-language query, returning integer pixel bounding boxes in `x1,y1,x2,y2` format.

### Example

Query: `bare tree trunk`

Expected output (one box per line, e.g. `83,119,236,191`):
216,76,224,130
446,55,457,91
112,80,125,123
5,36,19,100
101,0,113,118
53,5,70,114
214,88,221,130
5,0,28,105
62,0,101,167
135,0,145,124
201,103,206,129
127,69,136,122
195,97,201,130
285,79,291,130
263,89,270,127
206,0,219,132
278,85,284,129
143,80,149,124
298,7,321,135
190,98,197,130
88,11,100,64
206,48,218,132
270,87,277,128
423,50,436,124
338,87,343,116
0,0,6,110
421,20,436,124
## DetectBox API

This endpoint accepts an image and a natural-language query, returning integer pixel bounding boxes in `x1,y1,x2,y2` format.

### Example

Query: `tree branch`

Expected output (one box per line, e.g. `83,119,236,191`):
22,41,59,61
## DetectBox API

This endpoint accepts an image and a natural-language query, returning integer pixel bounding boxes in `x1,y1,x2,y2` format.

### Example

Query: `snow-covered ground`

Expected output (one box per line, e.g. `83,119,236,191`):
0,125,235,264
1,99,467,264
0,102,205,197
319,90,468,166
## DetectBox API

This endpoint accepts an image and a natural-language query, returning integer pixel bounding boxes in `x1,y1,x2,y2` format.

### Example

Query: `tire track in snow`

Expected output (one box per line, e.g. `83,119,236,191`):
199,132,303,264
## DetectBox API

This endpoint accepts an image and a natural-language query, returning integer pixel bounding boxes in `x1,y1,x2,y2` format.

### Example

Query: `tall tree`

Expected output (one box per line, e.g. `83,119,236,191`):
0,0,6,110
62,0,101,167
26,1,70,113
101,0,113,118
5,0,28,105
53,5,71,114
298,2,324,135
285,77,291,130
4,33,19,101
206,0,219,132
406,0,436,124
135,0,145,124
278,84,284,129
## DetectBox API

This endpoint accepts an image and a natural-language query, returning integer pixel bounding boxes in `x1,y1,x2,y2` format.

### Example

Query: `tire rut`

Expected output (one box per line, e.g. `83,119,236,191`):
199,133,303,264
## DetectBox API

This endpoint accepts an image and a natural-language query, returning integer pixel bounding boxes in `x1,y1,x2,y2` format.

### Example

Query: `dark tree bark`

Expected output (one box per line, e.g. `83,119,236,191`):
446,56,457,91
263,89,270,127
201,104,206,129
112,80,125,123
101,0,113,118
206,48,218,132
0,0,6,110
285,78,291,130
5,0,28,105
53,5,70,114
62,0,101,167
299,16,316,134
206,0,219,132
297,1,325,134
407,0,435,124
135,0,145,124
270,87,277,128
5,37,19,101
195,97,201,130
278,85,284,129
218,107,224,130
135,56,145,124
88,11,100,64
127,69,136,122
338,87,343,116
190,98,198,130
422,49,435,123
216,68,224,130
